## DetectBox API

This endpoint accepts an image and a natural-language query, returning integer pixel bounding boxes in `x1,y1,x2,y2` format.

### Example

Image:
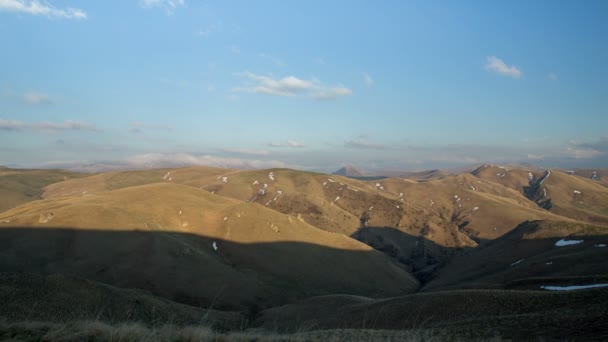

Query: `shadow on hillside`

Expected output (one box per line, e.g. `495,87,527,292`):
0,226,423,313
350,226,474,284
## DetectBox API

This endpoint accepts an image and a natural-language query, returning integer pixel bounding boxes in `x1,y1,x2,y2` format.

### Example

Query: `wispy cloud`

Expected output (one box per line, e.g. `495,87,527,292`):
485,56,522,79
364,73,374,87
128,122,173,133
268,140,305,148
128,153,286,169
0,0,86,19
259,53,285,67
564,138,607,159
548,72,558,81
0,118,98,133
139,0,184,13
218,147,270,156
312,86,352,100
344,137,386,150
23,92,52,105
234,71,352,100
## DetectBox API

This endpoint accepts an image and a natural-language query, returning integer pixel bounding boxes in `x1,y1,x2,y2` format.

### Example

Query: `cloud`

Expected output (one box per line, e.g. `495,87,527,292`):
259,53,285,67
364,73,374,87
139,0,184,13
527,154,545,160
312,86,352,100
548,72,558,81
127,153,286,169
23,92,51,105
234,72,315,97
344,138,386,150
0,119,98,133
564,138,607,159
234,71,352,100
268,140,305,148
218,147,270,156
0,0,86,19
128,122,173,133
485,56,522,79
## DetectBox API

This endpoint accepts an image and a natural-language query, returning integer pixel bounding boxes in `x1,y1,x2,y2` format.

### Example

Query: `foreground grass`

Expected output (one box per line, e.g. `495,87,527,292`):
0,320,508,342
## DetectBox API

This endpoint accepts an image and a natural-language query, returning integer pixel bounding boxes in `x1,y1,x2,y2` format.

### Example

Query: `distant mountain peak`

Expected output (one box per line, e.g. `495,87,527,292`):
332,165,365,177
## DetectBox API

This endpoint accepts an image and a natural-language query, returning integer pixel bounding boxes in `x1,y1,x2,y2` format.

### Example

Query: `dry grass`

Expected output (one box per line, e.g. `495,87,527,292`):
0,320,511,342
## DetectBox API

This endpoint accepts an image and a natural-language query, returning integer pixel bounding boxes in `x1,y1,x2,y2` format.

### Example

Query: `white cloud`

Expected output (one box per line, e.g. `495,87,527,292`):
548,72,558,81
234,71,352,100
139,0,184,13
268,140,305,148
234,72,315,97
0,118,98,132
128,153,286,169
364,73,374,87
128,122,173,133
312,86,352,100
0,0,86,19
23,92,51,105
218,147,270,156
485,56,522,79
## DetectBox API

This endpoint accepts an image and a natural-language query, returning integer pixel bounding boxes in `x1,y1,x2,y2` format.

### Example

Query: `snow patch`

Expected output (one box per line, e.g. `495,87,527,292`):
546,262,553,265
222,176,228,183
268,172,275,181
327,178,336,183
573,190,581,194
399,193,403,198
555,238,584,247
333,196,340,202
540,284,608,291
595,244,606,248
253,180,259,185
528,172,534,181
348,187,359,192
472,207,479,211
510,259,524,266
223,217,228,221
212,242,218,251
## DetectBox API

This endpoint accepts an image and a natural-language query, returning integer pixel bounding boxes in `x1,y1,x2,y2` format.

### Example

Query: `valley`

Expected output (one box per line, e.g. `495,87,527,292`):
1,165,607,340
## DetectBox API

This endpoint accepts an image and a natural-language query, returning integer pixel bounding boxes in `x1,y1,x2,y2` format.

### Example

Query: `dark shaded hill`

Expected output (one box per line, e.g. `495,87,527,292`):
0,227,417,311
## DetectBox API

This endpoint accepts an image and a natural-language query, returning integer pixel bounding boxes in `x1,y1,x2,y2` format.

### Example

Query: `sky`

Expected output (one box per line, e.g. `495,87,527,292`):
1,0,607,172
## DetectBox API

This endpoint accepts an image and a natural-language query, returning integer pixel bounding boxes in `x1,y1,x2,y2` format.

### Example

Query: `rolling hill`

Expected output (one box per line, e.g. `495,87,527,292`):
0,182,418,310
1,164,607,340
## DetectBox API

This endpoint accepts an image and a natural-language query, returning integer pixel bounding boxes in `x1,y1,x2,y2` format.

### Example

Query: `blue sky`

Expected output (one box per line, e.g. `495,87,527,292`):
1,0,607,172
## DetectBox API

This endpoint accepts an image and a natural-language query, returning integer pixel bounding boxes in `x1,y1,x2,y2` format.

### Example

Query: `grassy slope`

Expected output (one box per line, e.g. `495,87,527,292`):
0,272,241,330
37,166,606,283
423,220,608,291
0,168,86,213
0,183,418,310
258,288,608,340
472,165,608,225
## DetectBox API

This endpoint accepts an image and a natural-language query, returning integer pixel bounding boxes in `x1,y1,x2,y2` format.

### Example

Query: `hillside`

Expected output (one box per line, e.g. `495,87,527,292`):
258,288,608,340
0,182,418,310
33,166,607,283
423,220,608,291
0,168,86,213
332,165,365,177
